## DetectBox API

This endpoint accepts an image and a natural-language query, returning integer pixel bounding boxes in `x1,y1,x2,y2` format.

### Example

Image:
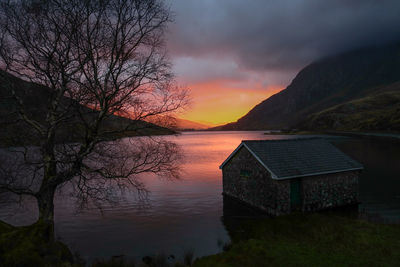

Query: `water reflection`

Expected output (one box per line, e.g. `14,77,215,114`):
333,138,400,224
0,131,399,262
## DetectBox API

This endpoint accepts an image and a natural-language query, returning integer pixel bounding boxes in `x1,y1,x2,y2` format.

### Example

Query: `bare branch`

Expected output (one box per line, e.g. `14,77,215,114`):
0,0,187,236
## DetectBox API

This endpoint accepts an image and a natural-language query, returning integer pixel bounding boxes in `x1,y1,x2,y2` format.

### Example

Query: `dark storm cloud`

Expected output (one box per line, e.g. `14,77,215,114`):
167,0,400,72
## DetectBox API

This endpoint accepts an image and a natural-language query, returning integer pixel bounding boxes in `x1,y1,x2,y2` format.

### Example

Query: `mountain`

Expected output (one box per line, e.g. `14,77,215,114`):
173,118,212,130
304,82,400,131
215,42,400,131
0,70,174,146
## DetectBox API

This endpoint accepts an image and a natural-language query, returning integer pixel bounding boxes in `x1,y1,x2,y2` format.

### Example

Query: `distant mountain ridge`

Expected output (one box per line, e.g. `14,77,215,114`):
173,118,211,130
215,42,400,131
0,70,174,146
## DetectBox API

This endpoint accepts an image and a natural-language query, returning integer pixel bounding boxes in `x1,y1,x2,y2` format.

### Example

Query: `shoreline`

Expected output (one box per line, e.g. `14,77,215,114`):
263,130,400,143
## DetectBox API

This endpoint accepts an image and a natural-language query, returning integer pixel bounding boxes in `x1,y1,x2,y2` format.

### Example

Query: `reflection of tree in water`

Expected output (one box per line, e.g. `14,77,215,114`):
0,0,188,243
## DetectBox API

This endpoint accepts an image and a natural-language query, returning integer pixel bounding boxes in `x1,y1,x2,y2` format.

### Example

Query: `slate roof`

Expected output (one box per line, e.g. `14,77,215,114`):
220,138,363,180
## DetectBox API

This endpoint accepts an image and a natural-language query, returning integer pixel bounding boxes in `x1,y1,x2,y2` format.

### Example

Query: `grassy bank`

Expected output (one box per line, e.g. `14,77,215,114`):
304,89,400,132
2,214,400,266
0,221,74,266
194,213,400,267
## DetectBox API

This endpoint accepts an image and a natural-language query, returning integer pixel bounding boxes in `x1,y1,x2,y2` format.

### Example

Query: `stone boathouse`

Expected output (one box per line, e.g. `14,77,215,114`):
220,138,363,215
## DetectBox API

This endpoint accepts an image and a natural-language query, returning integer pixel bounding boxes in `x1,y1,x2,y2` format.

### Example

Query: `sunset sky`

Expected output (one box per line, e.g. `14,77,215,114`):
165,0,400,125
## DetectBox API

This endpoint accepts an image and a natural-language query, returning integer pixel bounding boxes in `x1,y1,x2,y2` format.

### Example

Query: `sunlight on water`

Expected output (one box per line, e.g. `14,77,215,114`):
0,131,280,261
0,131,399,261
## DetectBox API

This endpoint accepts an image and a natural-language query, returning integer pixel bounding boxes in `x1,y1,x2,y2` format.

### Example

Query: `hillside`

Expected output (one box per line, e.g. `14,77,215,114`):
215,42,400,131
303,83,400,132
173,118,212,130
0,71,174,146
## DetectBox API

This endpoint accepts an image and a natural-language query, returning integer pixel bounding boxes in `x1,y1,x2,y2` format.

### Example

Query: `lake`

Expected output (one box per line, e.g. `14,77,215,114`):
0,131,399,262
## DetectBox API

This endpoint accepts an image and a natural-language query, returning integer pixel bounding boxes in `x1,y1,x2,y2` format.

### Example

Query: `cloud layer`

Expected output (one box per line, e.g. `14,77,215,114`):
165,0,400,123
168,0,400,74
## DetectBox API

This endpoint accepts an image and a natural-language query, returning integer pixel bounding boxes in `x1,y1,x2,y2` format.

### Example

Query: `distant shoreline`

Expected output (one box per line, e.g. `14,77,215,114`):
263,130,400,143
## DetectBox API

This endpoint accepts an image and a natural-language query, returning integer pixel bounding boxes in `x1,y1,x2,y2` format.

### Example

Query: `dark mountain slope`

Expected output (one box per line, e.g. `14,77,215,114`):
216,42,400,130
0,71,174,146
303,82,400,132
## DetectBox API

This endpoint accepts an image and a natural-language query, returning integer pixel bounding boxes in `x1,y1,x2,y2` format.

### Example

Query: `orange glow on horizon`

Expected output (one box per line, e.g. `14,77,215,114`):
178,80,283,125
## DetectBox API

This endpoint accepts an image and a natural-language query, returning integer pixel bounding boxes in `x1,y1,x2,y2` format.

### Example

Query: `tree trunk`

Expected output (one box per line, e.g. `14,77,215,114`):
35,131,58,242
36,185,56,242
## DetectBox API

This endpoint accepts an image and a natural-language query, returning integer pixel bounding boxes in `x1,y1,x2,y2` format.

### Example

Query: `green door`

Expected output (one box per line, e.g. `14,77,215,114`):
290,179,301,210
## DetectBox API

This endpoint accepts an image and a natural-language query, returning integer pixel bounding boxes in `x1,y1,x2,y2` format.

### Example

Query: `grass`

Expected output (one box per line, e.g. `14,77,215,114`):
0,220,74,267
0,219,194,267
2,214,399,266
194,213,400,267
305,90,400,132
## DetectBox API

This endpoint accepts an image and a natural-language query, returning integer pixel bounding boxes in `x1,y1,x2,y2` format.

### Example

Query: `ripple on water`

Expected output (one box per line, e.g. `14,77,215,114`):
1,131,399,261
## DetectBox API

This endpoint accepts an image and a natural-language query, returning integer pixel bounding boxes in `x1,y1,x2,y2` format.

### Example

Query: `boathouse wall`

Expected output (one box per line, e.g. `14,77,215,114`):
222,146,360,215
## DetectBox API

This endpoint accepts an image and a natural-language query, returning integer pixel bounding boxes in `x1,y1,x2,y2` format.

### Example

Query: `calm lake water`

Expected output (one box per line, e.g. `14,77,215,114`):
0,131,399,262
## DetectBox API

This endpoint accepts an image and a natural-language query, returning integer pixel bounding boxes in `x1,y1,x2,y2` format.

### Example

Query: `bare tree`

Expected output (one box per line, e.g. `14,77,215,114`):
0,0,187,241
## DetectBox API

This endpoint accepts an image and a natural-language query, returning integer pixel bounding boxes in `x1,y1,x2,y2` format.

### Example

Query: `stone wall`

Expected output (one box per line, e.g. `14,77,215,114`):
222,146,290,215
301,171,359,212
222,146,360,215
